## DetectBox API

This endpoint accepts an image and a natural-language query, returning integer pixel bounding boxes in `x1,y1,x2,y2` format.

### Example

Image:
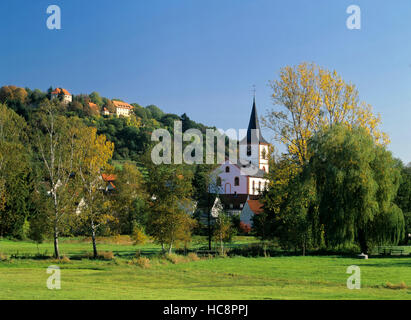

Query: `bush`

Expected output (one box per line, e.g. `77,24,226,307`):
187,252,200,261
133,257,151,269
131,225,148,245
51,256,71,264
385,281,409,290
98,251,114,260
83,251,115,260
0,253,8,261
165,253,188,264
239,222,251,234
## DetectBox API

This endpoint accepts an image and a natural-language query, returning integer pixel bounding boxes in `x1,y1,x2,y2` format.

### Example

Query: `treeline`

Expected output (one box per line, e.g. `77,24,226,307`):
0,85,222,259
0,85,210,161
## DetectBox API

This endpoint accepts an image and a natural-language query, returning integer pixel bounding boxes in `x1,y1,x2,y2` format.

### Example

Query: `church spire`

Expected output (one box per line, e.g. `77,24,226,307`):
245,97,268,145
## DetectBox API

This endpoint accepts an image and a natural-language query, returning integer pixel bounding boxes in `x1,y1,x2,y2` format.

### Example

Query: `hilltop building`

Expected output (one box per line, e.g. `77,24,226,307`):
112,100,133,117
51,88,72,104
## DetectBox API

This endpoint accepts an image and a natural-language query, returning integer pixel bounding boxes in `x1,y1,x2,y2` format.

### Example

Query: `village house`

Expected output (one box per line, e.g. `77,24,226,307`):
51,87,72,104
112,100,133,117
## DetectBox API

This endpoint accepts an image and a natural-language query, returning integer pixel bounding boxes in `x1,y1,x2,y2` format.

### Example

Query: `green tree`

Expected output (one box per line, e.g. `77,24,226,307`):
213,211,235,255
143,151,195,253
89,92,104,106
395,162,411,244
146,105,164,120
305,125,404,253
111,162,147,234
0,103,31,238
32,101,82,258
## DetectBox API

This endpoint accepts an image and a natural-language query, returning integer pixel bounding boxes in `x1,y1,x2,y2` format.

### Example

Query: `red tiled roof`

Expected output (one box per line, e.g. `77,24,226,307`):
51,88,71,95
247,200,264,215
102,174,116,182
112,100,133,109
88,102,99,112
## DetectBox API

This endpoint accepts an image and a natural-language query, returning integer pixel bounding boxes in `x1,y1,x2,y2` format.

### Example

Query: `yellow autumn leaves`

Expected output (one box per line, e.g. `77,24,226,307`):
264,62,388,165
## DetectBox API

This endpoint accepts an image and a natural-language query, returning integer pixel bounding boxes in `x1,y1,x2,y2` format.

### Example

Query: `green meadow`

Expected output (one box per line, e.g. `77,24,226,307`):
0,237,410,300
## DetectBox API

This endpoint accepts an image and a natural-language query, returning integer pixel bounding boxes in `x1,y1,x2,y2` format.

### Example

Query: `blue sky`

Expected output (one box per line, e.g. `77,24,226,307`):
1,0,410,163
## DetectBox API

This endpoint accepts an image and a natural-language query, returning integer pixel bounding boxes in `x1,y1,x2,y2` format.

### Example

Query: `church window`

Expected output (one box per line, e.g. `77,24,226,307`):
225,166,230,173
261,148,267,160
234,177,239,186
247,145,252,156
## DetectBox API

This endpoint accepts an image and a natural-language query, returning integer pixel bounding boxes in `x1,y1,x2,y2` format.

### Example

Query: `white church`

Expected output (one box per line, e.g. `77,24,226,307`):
210,97,270,227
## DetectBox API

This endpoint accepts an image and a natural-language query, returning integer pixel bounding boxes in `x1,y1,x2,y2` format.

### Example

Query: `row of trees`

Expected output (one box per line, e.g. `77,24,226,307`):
0,97,221,258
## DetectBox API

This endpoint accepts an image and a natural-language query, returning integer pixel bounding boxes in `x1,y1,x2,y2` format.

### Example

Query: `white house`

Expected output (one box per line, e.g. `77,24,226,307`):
51,88,72,104
112,100,133,117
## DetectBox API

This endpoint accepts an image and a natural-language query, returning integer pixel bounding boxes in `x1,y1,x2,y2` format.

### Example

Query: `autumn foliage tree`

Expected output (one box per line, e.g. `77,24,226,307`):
76,127,114,258
263,62,388,165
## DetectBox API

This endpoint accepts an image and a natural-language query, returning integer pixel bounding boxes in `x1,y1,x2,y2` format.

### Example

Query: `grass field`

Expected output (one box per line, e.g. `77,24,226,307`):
0,237,410,300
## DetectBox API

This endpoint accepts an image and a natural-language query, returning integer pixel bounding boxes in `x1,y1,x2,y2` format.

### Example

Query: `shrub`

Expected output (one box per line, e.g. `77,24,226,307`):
0,253,8,261
385,281,409,290
131,224,148,245
187,252,200,261
133,257,151,269
51,256,71,264
82,251,115,260
239,222,251,234
98,251,114,260
166,253,188,264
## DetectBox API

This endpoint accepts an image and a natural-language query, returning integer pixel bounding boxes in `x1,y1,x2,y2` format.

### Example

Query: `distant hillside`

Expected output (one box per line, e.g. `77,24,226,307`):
0,85,213,161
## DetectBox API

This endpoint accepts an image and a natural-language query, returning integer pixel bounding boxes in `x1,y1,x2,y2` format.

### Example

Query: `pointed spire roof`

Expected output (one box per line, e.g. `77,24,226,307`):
242,97,268,144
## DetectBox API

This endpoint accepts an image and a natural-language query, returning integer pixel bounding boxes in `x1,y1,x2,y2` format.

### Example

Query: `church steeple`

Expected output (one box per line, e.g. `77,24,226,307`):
245,97,268,145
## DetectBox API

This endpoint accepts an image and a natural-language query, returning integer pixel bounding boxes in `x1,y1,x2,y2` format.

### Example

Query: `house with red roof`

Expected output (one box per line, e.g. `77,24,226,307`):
112,100,133,117
51,88,72,104
240,199,264,227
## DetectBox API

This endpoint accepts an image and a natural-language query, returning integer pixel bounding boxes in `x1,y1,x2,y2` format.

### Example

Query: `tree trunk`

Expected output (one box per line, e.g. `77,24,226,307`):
53,194,60,259
91,221,98,259
358,229,368,254
220,235,224,255
168,242,173,255
208,208,212,251
53,228,60,259
302,237,306,256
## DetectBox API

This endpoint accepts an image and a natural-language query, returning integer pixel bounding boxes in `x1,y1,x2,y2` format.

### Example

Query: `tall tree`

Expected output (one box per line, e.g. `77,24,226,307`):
0,103,31,238
111,162,147,235
143,151,196,253
33,101,82,258
76,127,114,258
263,62,388,165
305,125,403,253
